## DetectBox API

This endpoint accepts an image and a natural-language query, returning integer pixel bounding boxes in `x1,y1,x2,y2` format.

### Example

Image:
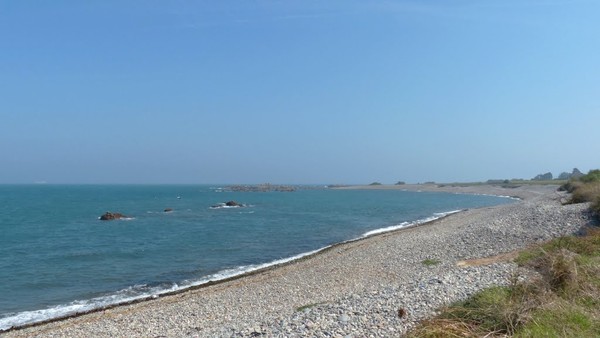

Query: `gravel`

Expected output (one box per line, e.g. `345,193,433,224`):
4,185,595,338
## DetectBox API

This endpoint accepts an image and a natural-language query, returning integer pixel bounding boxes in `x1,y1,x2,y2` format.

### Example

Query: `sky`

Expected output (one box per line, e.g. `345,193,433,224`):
1,0,599,184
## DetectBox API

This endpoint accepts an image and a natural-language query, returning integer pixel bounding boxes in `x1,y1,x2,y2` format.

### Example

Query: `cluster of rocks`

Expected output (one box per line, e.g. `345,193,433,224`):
99,208,174,220
210,201,246,209
224,184,296,192
98,212,128,221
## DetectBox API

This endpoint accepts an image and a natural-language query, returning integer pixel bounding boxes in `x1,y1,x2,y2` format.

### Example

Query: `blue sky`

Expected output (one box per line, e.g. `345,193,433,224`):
1,1,599,184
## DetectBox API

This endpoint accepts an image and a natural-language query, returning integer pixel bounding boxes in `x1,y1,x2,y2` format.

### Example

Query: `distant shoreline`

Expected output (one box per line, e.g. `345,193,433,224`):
331,183,546,200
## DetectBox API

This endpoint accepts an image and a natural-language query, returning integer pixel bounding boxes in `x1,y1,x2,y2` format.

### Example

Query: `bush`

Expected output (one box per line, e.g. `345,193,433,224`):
533,172,553,181
562,168,600,209
559,180,583,192
570,182,600,204
581,169,600,183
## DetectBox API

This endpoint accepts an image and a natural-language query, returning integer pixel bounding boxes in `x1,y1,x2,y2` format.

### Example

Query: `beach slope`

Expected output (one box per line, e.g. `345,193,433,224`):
4,185,593,337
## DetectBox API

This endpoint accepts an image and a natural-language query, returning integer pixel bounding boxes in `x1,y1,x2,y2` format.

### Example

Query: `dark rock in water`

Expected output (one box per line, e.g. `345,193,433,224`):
225,201,242,207
99,212,128,221
211,201,245,209
164,208,173,212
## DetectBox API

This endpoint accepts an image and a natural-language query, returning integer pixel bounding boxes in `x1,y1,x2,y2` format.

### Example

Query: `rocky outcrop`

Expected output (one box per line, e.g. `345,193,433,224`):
99,212,128,221
225,184,296,192
210,201,245,209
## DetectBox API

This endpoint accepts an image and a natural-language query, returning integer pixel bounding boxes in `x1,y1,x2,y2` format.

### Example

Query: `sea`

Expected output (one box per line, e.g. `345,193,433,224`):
0,185,515,330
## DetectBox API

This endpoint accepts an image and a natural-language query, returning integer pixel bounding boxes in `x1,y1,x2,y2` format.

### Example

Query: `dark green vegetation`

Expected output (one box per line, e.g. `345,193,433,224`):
408,229,600,337
532,172,553,181
421,258,441,266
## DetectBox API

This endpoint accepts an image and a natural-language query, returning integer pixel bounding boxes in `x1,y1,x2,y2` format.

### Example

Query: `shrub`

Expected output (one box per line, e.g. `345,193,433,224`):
559,180,583,193
581,169,600,183
570,182,600,204
533,172,553,181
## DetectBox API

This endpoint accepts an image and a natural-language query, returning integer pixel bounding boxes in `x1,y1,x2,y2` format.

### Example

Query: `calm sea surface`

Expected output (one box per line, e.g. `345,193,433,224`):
0,185,514,329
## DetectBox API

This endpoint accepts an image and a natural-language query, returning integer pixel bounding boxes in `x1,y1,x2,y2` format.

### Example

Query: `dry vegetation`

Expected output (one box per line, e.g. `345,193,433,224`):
408,171,600,337
561,169,600,216
408,229,600,337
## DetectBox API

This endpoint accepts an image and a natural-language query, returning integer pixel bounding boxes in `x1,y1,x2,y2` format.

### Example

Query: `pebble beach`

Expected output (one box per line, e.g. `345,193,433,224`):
3,184,594,338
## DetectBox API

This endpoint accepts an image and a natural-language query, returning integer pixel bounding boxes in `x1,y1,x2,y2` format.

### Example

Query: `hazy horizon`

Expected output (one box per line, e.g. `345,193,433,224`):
2,1,598,185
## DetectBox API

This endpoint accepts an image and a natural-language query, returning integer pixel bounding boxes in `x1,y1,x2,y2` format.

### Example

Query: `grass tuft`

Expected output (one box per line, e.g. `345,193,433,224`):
422,258,441,266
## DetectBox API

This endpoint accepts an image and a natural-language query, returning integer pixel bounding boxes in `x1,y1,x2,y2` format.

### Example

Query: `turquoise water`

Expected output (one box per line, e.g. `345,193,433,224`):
0,185,514,330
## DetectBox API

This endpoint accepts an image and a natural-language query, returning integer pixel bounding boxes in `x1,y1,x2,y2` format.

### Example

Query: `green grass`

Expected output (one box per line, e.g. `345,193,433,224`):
516,232,600,266
517,307,600,337
581,169,600,183
408,229,600,338
422,258,441,266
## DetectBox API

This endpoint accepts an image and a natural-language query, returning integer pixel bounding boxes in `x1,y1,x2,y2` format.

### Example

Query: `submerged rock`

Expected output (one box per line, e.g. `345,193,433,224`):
210,201,246,209
99,212,128,221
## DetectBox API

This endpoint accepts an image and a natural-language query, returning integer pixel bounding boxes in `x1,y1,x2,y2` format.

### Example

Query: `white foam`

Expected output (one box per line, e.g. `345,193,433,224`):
0,246,330,331
452,192,521,201
362,222,411,237
189,247,329,287
210,203,252,210
362,210,463,237
0,279,189,331
0,209,464,331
